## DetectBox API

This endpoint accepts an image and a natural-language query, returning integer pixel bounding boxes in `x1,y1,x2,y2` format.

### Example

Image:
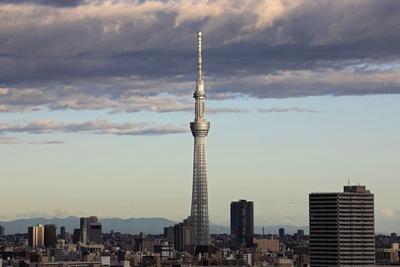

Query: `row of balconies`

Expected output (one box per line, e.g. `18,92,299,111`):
337,230,375,233
311,235,374,239
337,201,374,204
337,210,374,213
337,246,375,249
337,235,375,239
338,224,374,227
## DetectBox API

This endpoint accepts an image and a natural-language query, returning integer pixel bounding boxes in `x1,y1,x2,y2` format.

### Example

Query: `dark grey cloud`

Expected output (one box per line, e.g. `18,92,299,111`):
0,0,399,114
0,0,85,7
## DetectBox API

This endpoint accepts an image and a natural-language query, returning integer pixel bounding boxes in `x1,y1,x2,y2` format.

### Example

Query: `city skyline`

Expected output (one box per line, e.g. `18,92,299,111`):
1,0,400,233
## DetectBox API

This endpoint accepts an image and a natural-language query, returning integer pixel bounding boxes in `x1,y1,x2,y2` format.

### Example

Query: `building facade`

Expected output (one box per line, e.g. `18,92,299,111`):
174,217,194,255
309,185,375,266
230,199,254,248
44,224,57,248
80,216,102,244
28,224,45,247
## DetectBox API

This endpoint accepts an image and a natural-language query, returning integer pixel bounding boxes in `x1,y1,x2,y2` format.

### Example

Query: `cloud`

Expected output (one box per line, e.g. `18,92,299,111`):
16,207,76,219
0,135,17,144
257,212,308,226
258,107,319,113
0,0,85,7
380,208,396,219
208,107,249,114
0,119,187,136
30,140,65,145
0,0,399,115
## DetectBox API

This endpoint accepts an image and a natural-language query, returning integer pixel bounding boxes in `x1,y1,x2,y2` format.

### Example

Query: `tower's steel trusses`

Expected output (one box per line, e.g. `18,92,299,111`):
190,31,210,247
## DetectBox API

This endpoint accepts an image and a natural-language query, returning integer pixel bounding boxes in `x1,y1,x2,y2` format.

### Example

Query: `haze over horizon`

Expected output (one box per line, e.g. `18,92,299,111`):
1,0,399,233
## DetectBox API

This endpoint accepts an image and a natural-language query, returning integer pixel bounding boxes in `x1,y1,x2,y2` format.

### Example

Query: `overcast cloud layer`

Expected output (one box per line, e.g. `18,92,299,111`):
1,0,400,136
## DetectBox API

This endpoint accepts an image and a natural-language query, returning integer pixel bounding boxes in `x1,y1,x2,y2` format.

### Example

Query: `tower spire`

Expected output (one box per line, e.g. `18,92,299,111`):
190,31,210,249
197,31,202,81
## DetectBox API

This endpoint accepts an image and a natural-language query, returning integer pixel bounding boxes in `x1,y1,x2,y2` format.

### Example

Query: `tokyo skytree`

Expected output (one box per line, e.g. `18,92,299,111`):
190,31,210,247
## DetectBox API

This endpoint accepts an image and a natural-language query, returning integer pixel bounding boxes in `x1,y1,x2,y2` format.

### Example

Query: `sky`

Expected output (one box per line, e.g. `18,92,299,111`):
0,0,400,233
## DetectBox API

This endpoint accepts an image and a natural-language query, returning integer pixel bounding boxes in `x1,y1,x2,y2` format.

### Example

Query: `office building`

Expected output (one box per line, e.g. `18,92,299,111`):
44,224,57,247
190,31,211,248
230,199,254,248
73,228,81,244
60,226,66,239
279,228,285,240
174,217,194,255
80,216,102,244
309,185,375,266
164,226,174,242
28,224,45,247
89,223,102,244
296,229,304,244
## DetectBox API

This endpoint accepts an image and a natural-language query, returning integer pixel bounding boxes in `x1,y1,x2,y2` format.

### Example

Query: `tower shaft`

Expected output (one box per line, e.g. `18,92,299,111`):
190,31,210,247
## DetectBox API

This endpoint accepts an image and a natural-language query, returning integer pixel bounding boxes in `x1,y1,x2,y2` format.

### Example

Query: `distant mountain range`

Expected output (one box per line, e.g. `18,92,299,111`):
0,216,308,235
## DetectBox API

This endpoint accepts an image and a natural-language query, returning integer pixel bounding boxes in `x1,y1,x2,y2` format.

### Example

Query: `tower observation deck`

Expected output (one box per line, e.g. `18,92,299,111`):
190,31,210,247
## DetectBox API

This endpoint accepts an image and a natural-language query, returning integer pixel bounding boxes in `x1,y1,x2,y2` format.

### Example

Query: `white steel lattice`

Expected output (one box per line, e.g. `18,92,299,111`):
191,137,210,246
189,31,210,246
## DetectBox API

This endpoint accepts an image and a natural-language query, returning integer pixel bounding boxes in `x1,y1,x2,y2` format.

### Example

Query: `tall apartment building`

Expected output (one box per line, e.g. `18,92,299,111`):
230,199,254,248
309,185,375,266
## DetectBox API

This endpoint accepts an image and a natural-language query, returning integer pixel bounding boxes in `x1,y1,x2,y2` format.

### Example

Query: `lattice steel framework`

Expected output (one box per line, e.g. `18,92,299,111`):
190,31,210,246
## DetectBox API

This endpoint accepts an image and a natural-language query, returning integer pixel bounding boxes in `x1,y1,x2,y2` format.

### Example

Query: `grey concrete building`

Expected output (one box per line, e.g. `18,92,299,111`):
309,185,375,266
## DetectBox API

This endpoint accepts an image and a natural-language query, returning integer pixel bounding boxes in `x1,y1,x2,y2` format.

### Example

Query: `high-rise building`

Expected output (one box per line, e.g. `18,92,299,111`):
296,229,304,244
278,227,285,240
60,226,66,240
28,224,45,247
73,228,81,244
309,185,375,266
164,226,174,242
0,225,4,236
44,224,57,247
190,31,210,248
230,199,254,248
89,223,102,244
80,216,101,244
174,217,194,255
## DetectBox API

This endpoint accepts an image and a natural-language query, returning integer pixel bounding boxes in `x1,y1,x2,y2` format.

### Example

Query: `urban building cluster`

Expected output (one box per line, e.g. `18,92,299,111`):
1,33,396,267
0,192,399,267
